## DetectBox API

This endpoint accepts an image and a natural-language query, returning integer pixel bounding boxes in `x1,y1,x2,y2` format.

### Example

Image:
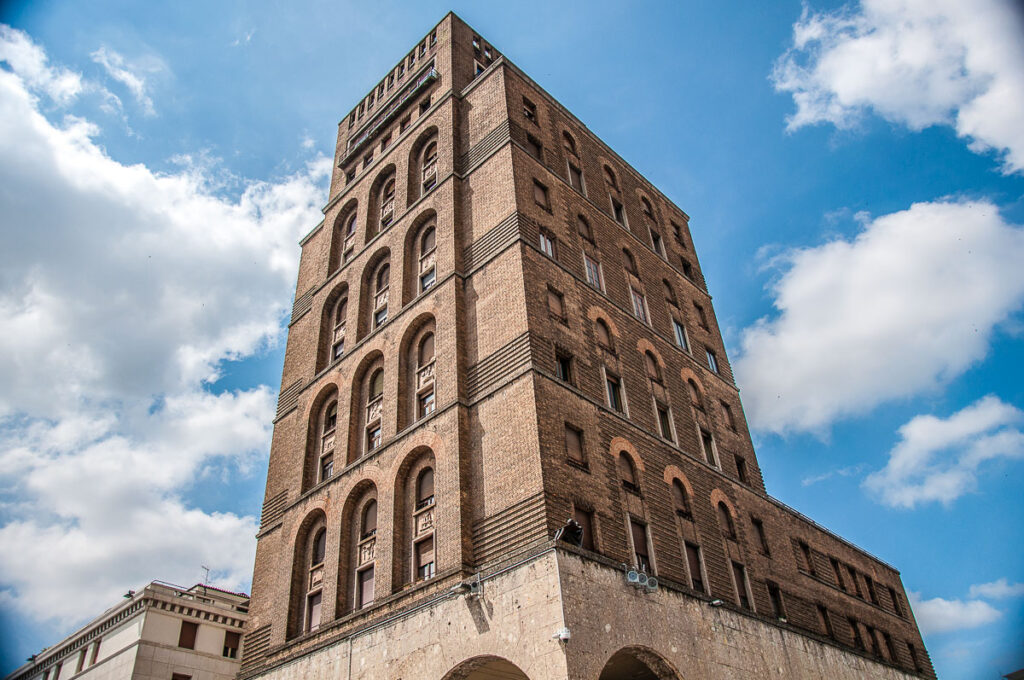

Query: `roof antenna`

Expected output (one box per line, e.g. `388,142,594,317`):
201,565,210,595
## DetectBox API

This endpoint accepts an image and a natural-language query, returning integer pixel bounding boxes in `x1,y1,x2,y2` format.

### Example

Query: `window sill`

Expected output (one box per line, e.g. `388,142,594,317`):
566,459,590,473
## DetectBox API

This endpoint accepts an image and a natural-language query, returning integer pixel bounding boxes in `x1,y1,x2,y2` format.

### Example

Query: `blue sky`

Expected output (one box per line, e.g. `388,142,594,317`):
0,1,1022,678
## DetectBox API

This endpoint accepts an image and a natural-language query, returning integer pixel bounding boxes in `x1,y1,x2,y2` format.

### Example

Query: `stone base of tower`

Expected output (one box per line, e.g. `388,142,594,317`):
241,547,919,680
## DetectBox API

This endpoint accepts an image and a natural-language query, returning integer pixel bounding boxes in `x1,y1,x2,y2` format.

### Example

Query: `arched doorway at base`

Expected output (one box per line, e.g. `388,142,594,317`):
441,655,531,680
598,646,681,680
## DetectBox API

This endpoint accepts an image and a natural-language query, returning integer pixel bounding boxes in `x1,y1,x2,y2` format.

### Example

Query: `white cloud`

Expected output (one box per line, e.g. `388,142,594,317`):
90,45,158,116
909,590,1002,635
0,29,328,626
0,25,82,104
969,579,1024,599
735,200,1024,434
772,0,1024,173
864,395,1024,507
801,463,867,487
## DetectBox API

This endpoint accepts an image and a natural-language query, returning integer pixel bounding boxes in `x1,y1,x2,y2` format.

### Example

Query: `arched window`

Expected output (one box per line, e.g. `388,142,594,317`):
421,141,438,192
618,452,639,493
415,332,436,419
337,211,358,267
319,400,338,482
577,214,592,240
371,262,390,330
305,527,326,631
365,369,384,454
413,467,436,580
717,501,736,539
641,197,655,221
354,494,378,609
595,319,613,349
361,500,378,539
331,297,348,361
663,280,678,307
603,165,618,189
562,131,577,156
644,351,662,383
418,225,436,293
379,178,396,229
345,211,358,238
687,379,703,409
623,248,638,275
672,480,691,518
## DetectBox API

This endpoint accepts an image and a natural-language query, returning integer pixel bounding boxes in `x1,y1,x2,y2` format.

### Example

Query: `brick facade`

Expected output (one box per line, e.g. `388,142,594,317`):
243,13,934,680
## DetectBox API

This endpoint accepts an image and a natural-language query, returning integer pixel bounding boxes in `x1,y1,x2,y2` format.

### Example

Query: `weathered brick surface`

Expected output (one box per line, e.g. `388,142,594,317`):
244,12,934,680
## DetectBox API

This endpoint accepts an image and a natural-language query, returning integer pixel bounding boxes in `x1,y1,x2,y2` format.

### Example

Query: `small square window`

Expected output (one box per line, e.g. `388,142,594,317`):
533,180,550,210
400,116,411,133
418,390,435,418
694,302,709,329
472,35,481,52
374,308,388,328
363,153,373,169
474,61,485,77
651,231,664,257
345,168,356,184
706,349,719,373
367,425,382,451
388,73,395,88
735,455,749,485
420,268,436,292
523,97,537,123
767,582,786,620
320,454,333,482
573,507,595,550
539,231,557,259
700,429,718,467
721,401,736,430
381,133,391,151
682,259,695,280
420,96,431,114
752,517,770,555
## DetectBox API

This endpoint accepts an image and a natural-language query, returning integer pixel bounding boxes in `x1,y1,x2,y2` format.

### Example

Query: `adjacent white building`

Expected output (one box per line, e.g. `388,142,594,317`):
5,582,249,680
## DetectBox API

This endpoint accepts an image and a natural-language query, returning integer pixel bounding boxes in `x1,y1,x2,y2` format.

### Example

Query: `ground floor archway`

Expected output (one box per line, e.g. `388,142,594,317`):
441,655,531,680
598,646,681,680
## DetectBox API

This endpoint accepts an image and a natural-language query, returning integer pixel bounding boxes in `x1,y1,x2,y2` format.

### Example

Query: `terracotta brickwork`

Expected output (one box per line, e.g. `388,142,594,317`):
243,12,934,680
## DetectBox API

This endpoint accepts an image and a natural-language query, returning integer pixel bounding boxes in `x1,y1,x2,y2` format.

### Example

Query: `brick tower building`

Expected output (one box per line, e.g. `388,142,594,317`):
241,13,933,680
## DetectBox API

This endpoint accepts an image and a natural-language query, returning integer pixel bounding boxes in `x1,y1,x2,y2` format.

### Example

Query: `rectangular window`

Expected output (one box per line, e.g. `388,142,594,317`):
76,650,85,673
374,307,388,328
418,390,435,418
888,586,904,617
651,230,664,257
721,401,736,430
564,423,584,463
700,428,718,467
752,517,770,555
573,508,595,550
830,558,846,590
533,180,550,209
363,152,373,169
547,286,565,319
731,561,752,609
398,62,405,78
568,163,584,193
694,302,709,329
539,231,556,258
672,221,685,246
656,403,673,441
735,455,749,485
555,350,574,384
472,35,481,51
685,542,705,593
380,132,391,151
171,675,191,680
673,319,689,351
320,454,333,482
367,425,382,451
523,97,537,123
767,581,786,619
908,643,923,672
415,537,436,580
706,349,719,373
419,97,430,114
799,541,816,575
849,566,863,597
883,631,898,662
420,268,436,292
817,605,835,638
630,288,648,323
606,372,624,413
526,135,543,160
611,197,626,226
865,624,882,657
388,73,394,88
584,255,603,290
474,61,485,77
400,115,410,132
90,639,101,666
358,567,375,607
178,620,198,649
630,520,650,573
849,618,865,650
222,631,241,659
865,575,879,605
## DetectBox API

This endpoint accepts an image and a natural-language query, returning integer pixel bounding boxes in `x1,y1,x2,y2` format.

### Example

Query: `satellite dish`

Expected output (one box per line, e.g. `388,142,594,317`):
626,570,641,585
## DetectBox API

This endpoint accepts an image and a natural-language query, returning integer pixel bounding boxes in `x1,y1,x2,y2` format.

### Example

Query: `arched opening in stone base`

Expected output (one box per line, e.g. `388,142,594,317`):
598,646,681,680
441,655,531,680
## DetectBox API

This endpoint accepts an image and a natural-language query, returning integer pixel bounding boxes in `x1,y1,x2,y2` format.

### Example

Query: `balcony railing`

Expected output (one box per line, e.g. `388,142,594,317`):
344,66,439,162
